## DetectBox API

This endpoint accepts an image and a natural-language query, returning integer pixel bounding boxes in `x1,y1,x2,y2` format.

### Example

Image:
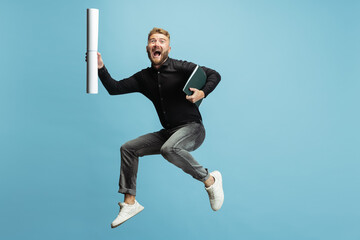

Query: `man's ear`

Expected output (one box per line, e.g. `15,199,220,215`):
169,46,171,53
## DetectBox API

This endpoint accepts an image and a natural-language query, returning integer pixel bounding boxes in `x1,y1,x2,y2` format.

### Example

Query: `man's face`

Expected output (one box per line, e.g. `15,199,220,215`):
146,33,171,67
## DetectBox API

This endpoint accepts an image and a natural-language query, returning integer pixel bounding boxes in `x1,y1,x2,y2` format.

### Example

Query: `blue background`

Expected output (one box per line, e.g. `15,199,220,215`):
1,0,359,239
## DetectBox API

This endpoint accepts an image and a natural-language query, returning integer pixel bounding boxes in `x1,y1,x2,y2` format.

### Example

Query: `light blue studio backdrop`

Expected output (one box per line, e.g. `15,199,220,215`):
0,0,359,239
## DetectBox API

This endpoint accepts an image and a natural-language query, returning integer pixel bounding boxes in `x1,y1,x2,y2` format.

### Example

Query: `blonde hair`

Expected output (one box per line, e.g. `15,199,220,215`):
148,27,170,41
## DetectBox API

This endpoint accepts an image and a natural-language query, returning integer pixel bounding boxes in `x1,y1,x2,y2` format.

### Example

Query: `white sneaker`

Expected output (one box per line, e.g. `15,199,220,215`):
111,200,144,228
205,171,224,211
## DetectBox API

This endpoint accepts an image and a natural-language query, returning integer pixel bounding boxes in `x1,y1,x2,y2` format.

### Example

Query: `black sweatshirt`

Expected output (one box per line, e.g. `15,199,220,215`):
98,58,221,129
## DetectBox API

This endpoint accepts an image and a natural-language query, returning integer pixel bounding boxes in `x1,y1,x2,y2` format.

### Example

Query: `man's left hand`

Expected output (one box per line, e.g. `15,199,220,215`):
186,88,205,103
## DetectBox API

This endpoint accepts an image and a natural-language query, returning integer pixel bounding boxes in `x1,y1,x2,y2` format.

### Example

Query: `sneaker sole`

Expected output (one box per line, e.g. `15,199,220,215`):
111,206,144,228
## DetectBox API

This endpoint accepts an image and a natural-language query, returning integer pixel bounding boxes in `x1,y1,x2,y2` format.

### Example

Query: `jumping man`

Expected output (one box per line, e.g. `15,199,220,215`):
89,27,224,228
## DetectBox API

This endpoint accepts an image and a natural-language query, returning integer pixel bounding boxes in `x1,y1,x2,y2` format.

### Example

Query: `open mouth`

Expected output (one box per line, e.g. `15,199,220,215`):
153,50,162,58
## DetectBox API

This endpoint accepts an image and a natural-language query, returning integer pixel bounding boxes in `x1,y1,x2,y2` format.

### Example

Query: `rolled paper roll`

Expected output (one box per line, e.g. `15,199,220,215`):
87,51,98,93
87,8,99,94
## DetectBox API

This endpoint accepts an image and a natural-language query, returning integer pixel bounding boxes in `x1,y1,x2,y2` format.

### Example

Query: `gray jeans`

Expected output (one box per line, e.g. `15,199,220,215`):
118,122,210,196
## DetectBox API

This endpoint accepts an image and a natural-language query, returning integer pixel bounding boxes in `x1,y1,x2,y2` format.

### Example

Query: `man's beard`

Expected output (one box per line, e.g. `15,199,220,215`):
147,48,169,67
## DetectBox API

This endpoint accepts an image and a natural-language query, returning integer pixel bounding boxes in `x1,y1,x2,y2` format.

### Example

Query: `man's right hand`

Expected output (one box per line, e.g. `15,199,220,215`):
85,52,104,69
97,52,104,69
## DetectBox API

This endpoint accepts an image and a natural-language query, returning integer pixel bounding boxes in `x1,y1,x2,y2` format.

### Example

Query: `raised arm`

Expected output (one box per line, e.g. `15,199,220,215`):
85,52,142,95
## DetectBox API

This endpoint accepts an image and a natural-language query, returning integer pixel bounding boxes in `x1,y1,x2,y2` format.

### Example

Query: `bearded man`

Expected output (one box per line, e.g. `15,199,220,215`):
93,27,223,228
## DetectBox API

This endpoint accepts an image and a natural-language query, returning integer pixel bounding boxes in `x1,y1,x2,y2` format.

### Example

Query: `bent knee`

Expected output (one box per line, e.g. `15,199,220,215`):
120,142,134,154
160,145,170,157
160,145,180,159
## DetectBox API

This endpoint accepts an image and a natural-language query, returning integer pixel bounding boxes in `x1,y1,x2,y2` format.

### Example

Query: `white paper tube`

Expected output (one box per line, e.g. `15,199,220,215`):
87,51,98,93
87,8,99,94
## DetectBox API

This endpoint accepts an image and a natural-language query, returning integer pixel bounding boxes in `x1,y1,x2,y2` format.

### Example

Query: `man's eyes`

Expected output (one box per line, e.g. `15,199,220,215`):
149,39,166,44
